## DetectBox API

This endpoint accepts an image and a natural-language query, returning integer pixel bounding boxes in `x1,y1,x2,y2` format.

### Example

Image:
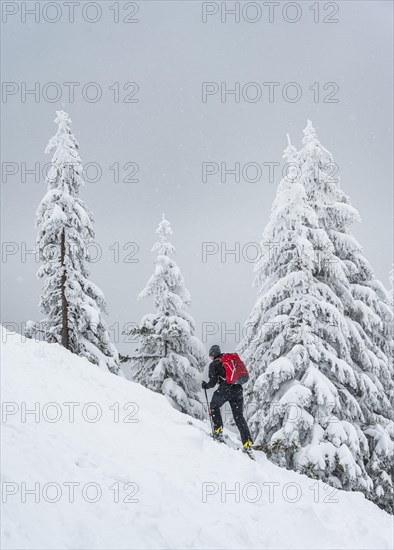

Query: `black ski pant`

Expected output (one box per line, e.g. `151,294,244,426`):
210,383,252,445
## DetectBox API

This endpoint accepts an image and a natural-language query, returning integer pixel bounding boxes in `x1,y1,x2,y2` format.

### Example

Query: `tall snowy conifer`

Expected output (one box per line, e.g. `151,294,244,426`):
298,120,393,512
130,215,207,418
239,127,393,511
26,111,120,375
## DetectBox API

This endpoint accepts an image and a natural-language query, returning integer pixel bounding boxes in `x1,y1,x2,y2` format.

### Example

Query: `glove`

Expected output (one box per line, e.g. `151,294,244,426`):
202,381,208,390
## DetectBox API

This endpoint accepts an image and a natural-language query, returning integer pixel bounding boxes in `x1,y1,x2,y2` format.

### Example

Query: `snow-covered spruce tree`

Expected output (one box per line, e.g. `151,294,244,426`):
26,111,120,375
297,121,393,512
130,215,207,419
238,135,374,495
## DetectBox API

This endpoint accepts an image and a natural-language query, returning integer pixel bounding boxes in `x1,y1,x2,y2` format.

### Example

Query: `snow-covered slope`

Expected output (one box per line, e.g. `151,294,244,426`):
1,331,392,550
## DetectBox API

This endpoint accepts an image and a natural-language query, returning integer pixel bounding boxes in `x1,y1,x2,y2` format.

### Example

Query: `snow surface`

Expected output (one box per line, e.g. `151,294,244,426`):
1,330,392,550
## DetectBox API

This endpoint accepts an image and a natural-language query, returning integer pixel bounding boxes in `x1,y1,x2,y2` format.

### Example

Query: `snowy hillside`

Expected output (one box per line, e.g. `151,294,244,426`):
1,330,392,550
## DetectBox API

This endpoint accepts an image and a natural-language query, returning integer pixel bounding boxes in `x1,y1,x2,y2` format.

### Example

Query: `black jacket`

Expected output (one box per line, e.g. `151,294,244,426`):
205,354,227,389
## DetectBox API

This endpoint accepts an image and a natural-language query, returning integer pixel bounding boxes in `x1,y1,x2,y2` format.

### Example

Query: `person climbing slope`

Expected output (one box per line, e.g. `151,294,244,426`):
202,345,253,451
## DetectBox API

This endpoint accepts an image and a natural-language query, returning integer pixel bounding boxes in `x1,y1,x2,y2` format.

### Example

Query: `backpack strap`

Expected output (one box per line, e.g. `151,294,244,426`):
214,355,226,382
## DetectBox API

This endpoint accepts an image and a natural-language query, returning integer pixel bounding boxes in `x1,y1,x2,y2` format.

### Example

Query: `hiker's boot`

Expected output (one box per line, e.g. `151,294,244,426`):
213,426,224,442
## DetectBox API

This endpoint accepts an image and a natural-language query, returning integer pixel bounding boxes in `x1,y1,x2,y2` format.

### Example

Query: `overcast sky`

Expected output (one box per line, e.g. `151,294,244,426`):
1,0,393,357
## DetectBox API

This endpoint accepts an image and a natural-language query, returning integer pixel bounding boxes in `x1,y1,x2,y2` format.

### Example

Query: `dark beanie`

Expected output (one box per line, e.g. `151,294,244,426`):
209,345,221,358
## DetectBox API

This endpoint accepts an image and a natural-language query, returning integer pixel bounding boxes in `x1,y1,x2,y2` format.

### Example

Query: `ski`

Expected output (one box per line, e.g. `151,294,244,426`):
187,420,255,459
210,432,240,450
187,420,239,448
242,447,255,461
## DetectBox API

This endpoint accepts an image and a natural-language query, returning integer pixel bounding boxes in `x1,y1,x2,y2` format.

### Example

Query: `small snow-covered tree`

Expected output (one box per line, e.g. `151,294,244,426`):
130,215,207,418
26,111,120,375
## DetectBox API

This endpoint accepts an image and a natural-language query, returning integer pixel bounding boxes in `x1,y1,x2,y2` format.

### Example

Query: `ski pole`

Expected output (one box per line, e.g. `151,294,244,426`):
204,388,214,436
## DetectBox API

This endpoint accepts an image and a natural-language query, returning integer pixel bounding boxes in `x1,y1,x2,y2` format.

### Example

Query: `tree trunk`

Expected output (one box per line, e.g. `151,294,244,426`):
60,228,69,349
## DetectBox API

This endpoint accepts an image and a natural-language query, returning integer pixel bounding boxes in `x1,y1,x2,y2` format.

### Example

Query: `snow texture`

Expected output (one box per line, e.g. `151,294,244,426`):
1,329,392,550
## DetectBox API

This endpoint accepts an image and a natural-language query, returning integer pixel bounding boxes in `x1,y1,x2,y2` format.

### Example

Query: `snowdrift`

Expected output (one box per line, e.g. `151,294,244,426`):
1,330,392,550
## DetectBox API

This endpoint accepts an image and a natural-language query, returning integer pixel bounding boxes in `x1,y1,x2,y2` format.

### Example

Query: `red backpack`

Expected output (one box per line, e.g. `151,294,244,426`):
218,353,249,385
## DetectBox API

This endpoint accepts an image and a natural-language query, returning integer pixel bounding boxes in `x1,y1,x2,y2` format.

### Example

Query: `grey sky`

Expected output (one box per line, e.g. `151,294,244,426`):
1,0,393,356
